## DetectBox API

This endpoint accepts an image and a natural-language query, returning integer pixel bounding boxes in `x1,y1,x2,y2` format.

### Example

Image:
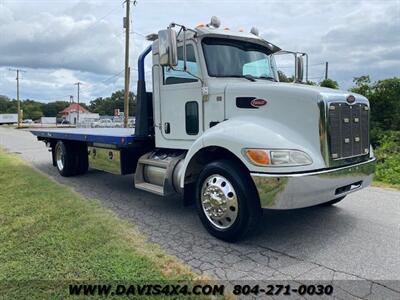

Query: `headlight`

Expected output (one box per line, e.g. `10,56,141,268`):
244,149,312,167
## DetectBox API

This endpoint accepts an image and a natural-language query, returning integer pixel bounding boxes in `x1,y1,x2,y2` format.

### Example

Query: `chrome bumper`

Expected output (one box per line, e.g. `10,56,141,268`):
251,158,376,209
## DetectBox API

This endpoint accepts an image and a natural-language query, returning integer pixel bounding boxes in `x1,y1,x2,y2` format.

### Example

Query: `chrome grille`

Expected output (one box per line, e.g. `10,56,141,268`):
328,103,369,160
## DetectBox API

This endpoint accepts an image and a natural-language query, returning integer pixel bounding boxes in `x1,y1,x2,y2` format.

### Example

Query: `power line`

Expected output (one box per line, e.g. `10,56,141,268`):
73,5,122,35
101,70,124,83
130,30,147,38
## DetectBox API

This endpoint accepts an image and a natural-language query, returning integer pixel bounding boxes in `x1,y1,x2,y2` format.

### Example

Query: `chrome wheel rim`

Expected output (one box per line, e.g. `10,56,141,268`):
201,174,238,229
56,144,65,171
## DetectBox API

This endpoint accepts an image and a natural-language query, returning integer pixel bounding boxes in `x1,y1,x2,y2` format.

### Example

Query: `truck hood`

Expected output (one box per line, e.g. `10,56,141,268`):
224,80,368,102
219,80,369,169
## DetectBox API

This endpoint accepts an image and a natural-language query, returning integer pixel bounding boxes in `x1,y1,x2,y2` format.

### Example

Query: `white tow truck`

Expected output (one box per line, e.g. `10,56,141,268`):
32,17,375,241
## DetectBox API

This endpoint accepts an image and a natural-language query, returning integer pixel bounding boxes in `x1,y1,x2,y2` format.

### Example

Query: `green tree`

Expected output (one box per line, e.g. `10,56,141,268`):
30,110,44,120
320,78,339,89
277,70,294,82
350,76,400,133
89,90,136,116
6,100,18,113
21,100,44,119
42,101,69,117
349,76,400,186
350,75,371,97
0,95,10,113
305,80,317,86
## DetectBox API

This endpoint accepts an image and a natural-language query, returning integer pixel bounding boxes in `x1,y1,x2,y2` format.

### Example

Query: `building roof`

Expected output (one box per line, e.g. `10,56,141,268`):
60,103,89,114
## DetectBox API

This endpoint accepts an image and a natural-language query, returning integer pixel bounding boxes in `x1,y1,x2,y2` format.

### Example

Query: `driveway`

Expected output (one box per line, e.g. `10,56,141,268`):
1,127,399,298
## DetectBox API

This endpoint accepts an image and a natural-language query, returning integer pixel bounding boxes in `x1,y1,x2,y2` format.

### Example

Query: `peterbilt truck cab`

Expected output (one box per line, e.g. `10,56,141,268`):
32,17,375,241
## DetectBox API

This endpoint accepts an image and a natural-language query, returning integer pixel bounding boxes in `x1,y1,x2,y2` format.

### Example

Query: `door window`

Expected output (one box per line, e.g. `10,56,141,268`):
185,101,199,135
163,44,198,85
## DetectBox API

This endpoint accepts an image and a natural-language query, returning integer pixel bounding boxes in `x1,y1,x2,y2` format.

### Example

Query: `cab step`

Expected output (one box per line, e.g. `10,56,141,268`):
134,151,185,196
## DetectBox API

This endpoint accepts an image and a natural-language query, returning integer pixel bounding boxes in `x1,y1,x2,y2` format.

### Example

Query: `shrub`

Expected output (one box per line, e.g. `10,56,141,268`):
373,131,400,185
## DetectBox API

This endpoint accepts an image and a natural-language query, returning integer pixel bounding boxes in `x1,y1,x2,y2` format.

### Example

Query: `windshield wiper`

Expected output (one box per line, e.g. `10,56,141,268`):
219,74,257,82
242,74,256,82
255,76,277,82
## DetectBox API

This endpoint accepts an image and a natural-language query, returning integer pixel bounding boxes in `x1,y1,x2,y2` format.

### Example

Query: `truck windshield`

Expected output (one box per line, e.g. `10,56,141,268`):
202,37,277,80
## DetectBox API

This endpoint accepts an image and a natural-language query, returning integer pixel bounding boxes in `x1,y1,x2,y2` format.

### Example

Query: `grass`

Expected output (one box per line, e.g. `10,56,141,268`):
0,149,216,299
371,180,400,190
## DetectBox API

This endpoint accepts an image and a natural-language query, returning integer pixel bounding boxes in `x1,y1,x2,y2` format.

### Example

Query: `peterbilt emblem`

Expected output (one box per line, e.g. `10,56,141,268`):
236,97,267,109
250,98,267,108
346,95,356,104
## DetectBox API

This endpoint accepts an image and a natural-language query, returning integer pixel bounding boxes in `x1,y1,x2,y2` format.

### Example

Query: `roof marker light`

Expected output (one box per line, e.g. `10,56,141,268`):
209,16,221,28
250,27,259,36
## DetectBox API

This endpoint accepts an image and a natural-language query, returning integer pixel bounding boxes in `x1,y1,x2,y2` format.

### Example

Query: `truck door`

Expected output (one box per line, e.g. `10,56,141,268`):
159,42,203,143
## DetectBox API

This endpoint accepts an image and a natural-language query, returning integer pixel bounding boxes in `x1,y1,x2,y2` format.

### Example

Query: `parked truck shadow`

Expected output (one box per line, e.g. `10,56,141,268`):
32,162,357,262
243,204,357,256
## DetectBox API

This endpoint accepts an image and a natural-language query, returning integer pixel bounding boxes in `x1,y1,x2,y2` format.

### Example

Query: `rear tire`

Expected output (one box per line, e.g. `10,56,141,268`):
318,196,346,206
55,141,77,177
195,159,261,242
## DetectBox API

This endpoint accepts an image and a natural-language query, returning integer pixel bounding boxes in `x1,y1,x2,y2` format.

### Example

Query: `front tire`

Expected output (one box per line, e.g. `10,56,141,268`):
195,160,261,242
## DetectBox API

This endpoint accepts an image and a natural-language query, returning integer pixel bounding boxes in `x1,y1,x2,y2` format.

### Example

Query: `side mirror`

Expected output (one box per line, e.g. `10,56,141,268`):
295,55,304,83
158,29,178,67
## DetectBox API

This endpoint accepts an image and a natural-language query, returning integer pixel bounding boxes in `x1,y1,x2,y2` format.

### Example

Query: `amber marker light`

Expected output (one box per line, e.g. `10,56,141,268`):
245,149,270,166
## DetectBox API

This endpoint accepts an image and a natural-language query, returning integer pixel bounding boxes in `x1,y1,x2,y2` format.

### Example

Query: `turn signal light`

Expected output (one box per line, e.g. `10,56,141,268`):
245,149,270,166
244,149,313,167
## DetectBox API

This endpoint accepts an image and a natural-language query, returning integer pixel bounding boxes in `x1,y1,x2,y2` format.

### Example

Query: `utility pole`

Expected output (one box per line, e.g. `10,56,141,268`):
123,0,131,128
9,68,26,128
74,82,81,124
325,62,329,80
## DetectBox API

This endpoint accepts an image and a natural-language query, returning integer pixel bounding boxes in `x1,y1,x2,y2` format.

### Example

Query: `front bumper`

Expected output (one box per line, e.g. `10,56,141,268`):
251,158,376,209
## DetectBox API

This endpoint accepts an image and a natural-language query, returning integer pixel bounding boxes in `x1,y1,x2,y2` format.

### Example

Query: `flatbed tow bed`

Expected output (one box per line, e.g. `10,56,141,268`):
31,128,142,148
31,128,153,176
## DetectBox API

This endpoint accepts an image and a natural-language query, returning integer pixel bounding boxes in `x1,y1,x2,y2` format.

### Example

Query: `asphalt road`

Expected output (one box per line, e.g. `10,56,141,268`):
1,127,399,298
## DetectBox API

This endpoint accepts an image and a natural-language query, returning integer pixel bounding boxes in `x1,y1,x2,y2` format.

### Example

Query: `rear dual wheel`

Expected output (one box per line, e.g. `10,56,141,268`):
55,141,88,177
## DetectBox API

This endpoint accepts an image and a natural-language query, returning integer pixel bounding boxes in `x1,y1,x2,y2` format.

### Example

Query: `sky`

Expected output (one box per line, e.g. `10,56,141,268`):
0,0,399,103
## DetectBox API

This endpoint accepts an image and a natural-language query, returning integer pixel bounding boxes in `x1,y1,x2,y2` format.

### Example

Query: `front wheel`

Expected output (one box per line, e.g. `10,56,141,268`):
195,160,261,242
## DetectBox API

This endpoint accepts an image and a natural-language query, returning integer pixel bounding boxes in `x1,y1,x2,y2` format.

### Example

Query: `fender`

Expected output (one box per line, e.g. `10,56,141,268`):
179,116,326,188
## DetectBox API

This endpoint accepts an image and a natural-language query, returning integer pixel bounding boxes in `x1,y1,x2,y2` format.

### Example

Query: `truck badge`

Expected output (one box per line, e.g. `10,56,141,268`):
346,95,355,104
250,98,267,108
